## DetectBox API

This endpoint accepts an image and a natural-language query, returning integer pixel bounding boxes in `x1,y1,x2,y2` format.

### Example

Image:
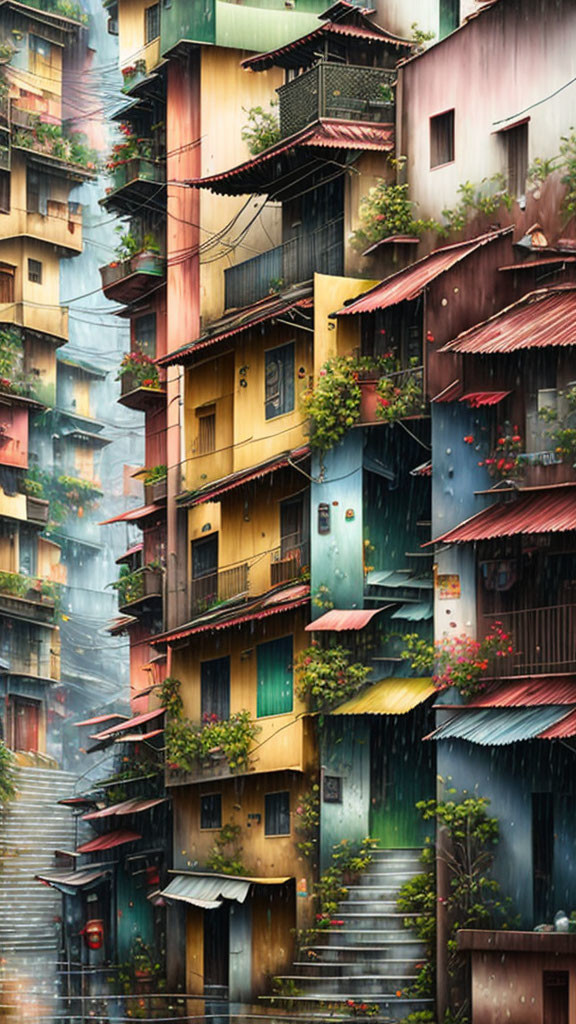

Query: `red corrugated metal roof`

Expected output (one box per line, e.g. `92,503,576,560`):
336,230,512,315
117,729,164,742
74,713,128,728
179,445,310,508
498,257,576,271
441,286,576,354
100,503,163,525
116,543,143,564
188,120,394,196
241,20,409,71
83,797,167,820
428,489,576,546
158,291,312,367
150,589,310,646
432,380,462,403
305,608,384,631
77,830,142,854
539,708,576,739
459,391,511,407
453,678,576,708
93,708,164,740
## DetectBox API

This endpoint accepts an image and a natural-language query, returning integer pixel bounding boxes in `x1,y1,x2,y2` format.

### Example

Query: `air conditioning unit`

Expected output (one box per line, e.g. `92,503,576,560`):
107,16,118,35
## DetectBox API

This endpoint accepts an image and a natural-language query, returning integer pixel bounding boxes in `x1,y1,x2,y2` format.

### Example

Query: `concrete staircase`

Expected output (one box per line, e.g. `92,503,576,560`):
257,848,434,1023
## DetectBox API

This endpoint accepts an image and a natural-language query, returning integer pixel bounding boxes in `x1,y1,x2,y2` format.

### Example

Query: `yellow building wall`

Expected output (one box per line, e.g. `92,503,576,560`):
0,236,68,343
73,376,91,418
0,155,81,253
117,0,161,71
313,272,378,374
0,529,17,572
0,488,27,522
199,48,283,324
183,354,234,493
38,537,66,585
171,609,310,775
7,37,63,120
344,150,395,277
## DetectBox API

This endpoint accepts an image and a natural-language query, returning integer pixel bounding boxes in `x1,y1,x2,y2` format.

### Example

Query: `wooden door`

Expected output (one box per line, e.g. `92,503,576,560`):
543,971,569,1024
13,698,40,751
203,904,229,999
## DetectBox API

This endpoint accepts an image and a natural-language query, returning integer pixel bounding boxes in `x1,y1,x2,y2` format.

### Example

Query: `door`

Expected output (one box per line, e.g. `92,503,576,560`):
191,534,218,612
203,904,229,999
369,708,435,848
543,971,569,1024
532,793,554,922
12,697,40,752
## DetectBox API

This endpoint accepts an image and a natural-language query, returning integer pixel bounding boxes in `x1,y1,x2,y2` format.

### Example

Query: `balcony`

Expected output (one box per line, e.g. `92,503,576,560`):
0,301,68,344
102,158,166,215
118,372,166,412
277,62,395,139
26,495,49,524
270,538,309,587
100,250,165,303
116,566,163,614
190,563,249,615
224,215,343,309
483,604,576,675
0,571,59,625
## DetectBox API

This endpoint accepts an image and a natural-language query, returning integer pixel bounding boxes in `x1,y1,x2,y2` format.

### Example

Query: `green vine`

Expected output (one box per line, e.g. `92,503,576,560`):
0,742,14,805
241,102,281,155
350,177,439,252
442,174,513,232
399,623,516,698
206,821,245,875
161,678,259,775
297,837,377,948
295,643,371,712
294,783,320,857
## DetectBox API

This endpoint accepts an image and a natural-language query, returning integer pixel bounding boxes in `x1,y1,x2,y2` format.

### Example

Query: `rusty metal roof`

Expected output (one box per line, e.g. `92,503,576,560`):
100,503,163,526
178,445,310,508
461,678,576,708
150,585,310,646
74,713,128,728
83,797,167,821
158,289,313,367
93,708,164,741
77,830,142,854
36,868,110,892
331,676,435,715
242,20,409,72
187,120,394,198
539,708,576,738
441,286,576,354
305,608,384,631
498,256,576,272
428,488,576,545
337,230,512,315
459,391,511,407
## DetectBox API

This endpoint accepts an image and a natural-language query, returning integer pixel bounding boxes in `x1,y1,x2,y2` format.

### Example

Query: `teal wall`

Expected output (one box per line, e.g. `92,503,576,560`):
116,862,155,962
320,717,371,869
311,430,365,614
161,0,328,56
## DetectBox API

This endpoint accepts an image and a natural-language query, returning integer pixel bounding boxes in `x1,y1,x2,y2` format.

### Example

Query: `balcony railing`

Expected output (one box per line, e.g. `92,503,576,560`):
277,62,395,138
190,563,249,615
270,537,309,587
483,604,576,675
224,215,343,309
110,157,165,192
100,251,165,300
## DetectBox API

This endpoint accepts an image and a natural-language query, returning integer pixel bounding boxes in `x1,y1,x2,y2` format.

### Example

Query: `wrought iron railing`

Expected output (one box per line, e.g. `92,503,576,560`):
110,156,165,192
483,604,576,675
224,216,343,309
277,62,395,138
190,563,249,615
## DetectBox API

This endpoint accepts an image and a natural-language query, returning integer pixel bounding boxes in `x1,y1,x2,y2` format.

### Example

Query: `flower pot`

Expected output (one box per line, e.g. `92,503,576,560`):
143,569,162,597
359,380,380,424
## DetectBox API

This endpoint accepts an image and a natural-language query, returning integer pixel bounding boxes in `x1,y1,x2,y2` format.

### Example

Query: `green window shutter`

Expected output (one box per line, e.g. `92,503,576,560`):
257,635,293,717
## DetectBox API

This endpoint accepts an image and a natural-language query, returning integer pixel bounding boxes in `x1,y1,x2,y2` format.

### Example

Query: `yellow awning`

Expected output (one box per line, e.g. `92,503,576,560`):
331,678,435,715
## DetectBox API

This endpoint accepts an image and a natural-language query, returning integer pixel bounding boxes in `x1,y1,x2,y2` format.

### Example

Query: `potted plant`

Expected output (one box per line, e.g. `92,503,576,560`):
143,464,167,504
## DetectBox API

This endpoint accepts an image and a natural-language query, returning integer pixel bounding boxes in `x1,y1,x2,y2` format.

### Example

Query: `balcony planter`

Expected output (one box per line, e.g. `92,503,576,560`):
144,479,167,505
358,378,380,424
142,569,162,597
26,495,49,524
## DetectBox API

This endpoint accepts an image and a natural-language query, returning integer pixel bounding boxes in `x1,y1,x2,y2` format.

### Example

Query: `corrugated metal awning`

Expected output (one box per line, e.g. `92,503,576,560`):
425,706,575,744
336,229,512,315
427,488,576,545
83,797,167,821
77,830,142,854
305,608,384,631
440,285,576,354
390,601,433,621
150,586,309,646
158,292,313,368
178,446,310,508
161,872,291,909
331,677,435,715
116,729,164,742
187,120,395,198
36,868,109,895
458,678,576,708
74,713,128,728
92,708,164,740
459,391,511,407
100,503,163,525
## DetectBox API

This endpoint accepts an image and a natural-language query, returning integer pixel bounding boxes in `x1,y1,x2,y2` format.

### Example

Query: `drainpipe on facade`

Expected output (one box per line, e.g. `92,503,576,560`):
436,822,449,1022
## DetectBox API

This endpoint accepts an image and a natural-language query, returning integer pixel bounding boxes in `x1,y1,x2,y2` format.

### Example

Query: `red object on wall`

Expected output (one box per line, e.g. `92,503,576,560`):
83,919,104,950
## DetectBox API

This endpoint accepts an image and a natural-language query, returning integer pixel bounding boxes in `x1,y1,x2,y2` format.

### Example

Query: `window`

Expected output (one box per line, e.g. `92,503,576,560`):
28,259,42,284
0,263,14,303
323,775,342,803
145,3,160,43
192,534,218,579
265,343,294,420
196,404,216,455
28,34,52,73
201,657,230,721
200,793,222,830
265,791,290,836
430,109,455,168
134,313,156,358
439,0,459,39
257,635,293,717
27,168,48,215
0,171,10,214
505,122,529,198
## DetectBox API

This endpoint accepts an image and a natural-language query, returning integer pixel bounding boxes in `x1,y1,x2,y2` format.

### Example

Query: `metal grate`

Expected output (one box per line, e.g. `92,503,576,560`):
278,62,395,138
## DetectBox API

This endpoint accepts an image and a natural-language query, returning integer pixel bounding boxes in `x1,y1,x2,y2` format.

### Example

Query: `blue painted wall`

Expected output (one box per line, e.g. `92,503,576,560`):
319,717,371,869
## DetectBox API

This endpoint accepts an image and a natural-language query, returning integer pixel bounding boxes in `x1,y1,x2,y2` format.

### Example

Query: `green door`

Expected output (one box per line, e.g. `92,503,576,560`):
369,708,435,848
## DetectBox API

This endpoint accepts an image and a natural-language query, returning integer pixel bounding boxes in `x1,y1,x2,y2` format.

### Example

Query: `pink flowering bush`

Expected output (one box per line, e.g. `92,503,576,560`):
401,623,516,698
295,642,371,711
116,349,160,388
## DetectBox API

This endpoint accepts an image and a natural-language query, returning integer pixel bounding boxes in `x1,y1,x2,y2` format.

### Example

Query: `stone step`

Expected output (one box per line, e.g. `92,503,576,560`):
332,912,421,932
346,885,407,900
325,932,426,956
258,994,434,1021
274,975,418,995
368,848,423,860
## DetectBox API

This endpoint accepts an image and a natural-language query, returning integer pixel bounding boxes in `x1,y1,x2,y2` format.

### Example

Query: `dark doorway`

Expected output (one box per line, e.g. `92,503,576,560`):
201,657,230,721
369,708,435,848
532,793,554,922
204,904,229,999
543,971,569,1024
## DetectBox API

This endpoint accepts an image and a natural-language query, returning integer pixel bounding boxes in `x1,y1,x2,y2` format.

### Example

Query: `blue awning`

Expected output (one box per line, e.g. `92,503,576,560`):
425,705,574,745
391,601,433,621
